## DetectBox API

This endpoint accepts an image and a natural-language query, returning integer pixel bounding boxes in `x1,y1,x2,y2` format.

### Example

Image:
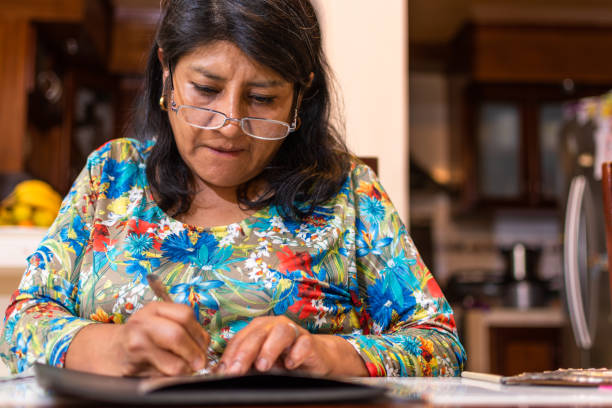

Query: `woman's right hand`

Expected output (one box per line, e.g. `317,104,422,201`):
65,302,209,376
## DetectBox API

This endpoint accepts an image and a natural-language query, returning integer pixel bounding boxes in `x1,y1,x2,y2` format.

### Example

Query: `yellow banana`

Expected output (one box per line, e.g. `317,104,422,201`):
12,203,32,223
32,208,56,227
13,180,62,213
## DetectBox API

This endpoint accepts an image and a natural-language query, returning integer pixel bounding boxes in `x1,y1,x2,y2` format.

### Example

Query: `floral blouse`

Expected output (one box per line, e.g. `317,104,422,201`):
0,138,465,376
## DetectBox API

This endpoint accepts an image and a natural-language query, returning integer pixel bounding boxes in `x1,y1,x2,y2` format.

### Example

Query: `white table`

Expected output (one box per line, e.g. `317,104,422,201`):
3,374,612,407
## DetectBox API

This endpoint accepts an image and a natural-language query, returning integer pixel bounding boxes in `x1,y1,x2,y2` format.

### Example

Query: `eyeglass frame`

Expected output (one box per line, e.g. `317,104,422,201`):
161,63,300,141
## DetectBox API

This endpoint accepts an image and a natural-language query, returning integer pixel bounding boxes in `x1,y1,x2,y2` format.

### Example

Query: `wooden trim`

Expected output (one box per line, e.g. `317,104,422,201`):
359,157,378,174
83,0,112,62
0,0,85,22
109,19,157,75
0,19,33,173
472,25,612,83
470,0,612,27
114,6,160,25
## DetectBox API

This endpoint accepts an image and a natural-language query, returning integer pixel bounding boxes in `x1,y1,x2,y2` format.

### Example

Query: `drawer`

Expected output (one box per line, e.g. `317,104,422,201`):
464,306,565,375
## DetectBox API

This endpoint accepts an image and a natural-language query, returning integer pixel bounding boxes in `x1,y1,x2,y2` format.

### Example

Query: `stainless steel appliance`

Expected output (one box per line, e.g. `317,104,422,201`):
561,92,612,368
500,243,548,309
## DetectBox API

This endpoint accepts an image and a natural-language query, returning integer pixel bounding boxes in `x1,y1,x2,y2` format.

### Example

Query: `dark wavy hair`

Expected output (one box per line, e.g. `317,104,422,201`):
134,0,350,220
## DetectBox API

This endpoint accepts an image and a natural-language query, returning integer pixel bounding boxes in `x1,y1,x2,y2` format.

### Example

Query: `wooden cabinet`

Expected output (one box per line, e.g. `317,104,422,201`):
0,0,110,178
0,1,157,195
26,69,120,194
464,307,565,376
458,25,612,84
460,83,610,209
450,24,612,210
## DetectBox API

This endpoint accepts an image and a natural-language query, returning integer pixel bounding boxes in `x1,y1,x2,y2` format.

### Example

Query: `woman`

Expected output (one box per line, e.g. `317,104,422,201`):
0,0,465,377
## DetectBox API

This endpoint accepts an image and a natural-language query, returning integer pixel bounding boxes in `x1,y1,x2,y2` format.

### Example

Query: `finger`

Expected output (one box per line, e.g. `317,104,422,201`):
255,323,301,372
218,319,257,367
219,321,269,375
284,335,328,375
144,315,208,371
136,302,209,350
120,356,183,378
121,320,194,376
121,362,164,377
145,346,194,377
152,302,210,352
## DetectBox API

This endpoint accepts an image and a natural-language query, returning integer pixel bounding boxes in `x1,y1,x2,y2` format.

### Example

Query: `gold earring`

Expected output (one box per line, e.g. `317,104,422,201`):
159,96,167,111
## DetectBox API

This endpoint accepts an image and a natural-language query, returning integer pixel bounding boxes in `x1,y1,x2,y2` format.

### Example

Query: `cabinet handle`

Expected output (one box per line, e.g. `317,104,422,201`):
563,175,599,350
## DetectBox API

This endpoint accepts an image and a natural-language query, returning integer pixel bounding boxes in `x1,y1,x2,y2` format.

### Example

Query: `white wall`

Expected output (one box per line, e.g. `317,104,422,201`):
312,0,409,221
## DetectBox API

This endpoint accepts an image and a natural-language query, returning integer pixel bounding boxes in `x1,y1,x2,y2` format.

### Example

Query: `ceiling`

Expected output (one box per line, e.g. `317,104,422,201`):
409,0,612,44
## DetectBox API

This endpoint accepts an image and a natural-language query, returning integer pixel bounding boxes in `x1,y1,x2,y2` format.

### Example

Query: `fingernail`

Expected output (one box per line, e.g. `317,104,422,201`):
192,357,205,371
285,358,295,369
256,358,270,372
228,360,242,375
216,362,226,374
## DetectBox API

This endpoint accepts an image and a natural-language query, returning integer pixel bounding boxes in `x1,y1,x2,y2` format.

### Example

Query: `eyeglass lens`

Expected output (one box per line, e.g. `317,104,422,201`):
177,106,289,139
243,118,288,139
179,107,224,128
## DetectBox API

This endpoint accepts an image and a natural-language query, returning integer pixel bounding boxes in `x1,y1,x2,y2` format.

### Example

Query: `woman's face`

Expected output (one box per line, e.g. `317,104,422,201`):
163,41,294,191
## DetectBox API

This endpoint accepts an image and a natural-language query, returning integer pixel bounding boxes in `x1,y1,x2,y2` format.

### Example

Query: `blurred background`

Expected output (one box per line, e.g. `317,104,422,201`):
410,0,612,377
2,0,612,377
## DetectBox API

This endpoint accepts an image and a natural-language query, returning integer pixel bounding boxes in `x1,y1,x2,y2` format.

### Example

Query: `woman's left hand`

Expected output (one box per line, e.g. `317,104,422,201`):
217,316,368,376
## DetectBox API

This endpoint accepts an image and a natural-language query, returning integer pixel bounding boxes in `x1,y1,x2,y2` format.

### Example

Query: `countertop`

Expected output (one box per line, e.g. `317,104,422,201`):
4,373,612,407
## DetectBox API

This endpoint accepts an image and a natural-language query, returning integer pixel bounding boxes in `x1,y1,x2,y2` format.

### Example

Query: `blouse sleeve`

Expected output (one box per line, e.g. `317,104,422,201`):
341,164,466,377
0,148,104,373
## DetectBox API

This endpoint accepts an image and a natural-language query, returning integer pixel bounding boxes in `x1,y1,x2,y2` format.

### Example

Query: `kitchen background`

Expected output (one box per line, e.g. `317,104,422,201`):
2,0,612,377
410,0,612,375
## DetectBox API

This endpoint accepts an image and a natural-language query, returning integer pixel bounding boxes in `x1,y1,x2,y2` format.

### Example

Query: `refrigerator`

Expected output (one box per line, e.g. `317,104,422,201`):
561,91,612,368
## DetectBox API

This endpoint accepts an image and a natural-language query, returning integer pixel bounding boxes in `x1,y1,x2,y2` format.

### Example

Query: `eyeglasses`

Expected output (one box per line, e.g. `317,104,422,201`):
164,62,298,141
169,104,297,141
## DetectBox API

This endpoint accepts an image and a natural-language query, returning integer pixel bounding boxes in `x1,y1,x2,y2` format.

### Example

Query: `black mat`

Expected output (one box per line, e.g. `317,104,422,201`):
34,363,387,405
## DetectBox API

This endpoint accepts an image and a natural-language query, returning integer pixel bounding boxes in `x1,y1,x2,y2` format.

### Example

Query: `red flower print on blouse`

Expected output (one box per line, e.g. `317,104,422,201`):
277,246,313,277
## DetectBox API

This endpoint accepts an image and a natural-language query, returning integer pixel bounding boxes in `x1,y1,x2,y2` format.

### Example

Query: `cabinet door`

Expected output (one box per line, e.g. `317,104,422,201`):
460,81,612,210
477,102,521,198
489,327,562,376
538,103,565,200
